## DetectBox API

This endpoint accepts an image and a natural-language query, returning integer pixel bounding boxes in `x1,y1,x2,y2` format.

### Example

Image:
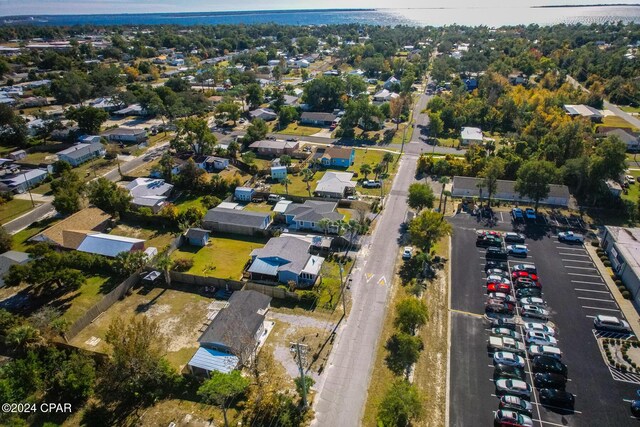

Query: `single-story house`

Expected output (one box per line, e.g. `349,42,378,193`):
249,108,277,122
564,104,603,122
234,186,255,202
56,142,105,167
283,200,344,232
113,104,147,116
195,156,229,171
271,166,287,181
78,135,102,144
184,228,210,247
316,146,355,168
8,150,26,161
0,169,48,193
188,290,271,375
606,179,623,197
125,178,174,213
598,128,640,152
460,127,484,145
451,176,570,207
101,127,148,144
203,207,272,236
248,140,300,157
602,226,640,305
508,73,528,86
372,89,399,103
75,232,145,257
31,207,112,248
383,76,400,90
248,235,324,286
300,112,338,126
90,97,123,112
314,171,356,199
0,250,30,287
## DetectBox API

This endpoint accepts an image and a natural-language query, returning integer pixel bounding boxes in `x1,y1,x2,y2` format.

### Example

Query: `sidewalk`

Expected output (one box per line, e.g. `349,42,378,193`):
585,243,640,337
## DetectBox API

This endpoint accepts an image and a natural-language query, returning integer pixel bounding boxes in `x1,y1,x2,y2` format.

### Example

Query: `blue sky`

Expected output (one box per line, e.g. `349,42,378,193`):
1,0,639,16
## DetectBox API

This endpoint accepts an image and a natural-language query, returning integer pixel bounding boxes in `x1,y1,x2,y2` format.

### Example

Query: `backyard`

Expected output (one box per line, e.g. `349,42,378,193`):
55,274,118,324
270,170,325,197
621,169,640,203
171,234,268,279
110,220,177,250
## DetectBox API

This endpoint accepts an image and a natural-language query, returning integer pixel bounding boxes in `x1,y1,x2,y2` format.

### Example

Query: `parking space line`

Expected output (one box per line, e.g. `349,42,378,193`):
533,419,575,427
561,259,595,264
568,272,602,278
575,288,611,294
565,266,598,270
577,296,616,303
582,305,621,312
571,279,605,285
586,315,597,319
530,402,583,414
558,252,590,257
555,247,585,251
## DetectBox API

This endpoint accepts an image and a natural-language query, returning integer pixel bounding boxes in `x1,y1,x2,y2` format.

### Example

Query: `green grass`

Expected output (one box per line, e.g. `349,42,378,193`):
59,275,117,324
620,106,640,114
31,181,52,195
12,217,59,250
436,137,459,148
316,259,354,310
336,208,352,222
242,202,274,213
20,151,56,165
270,170,324,197
110,222,177,251
622,170,640,203
347,149,399,196
0,199,38,224
277,123,325,136
173,194,206,213
171,234,267,279
601,116,639,131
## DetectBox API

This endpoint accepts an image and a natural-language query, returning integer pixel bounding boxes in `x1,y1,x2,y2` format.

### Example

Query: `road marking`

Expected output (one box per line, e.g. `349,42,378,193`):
586,315,597,319
571,279,605,284
378,276,387,286
500,212,504,222
533,419,575,427
575,288,611,294
565,265,598,270
365,273,374,282
568,273,602,278
449,308,484,318
555,246,586,251
558,252,590,257
582,305,621,312
578,296,616,303
561,259,594,264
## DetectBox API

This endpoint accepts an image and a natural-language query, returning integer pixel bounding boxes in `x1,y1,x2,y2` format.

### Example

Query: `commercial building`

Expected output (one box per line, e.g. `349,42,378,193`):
602,226,640,305
451,176,570,207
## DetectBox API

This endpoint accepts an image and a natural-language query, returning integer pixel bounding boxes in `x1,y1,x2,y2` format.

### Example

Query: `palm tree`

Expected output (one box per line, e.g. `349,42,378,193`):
281,177,291,195
359,163,372,180
318,218,332,236
301,168,314,197
227,140,239,164
373,163,385,180
344,219,360,256
382,152,394,173
438,176,450,212
156,253,173,288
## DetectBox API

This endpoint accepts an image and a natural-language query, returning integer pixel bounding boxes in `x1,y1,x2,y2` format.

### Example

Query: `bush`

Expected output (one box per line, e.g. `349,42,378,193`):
603,260,612,267
172,258,193,272
622,290,631,299
615,279,623,286
619,285,627,292
591,240,600,247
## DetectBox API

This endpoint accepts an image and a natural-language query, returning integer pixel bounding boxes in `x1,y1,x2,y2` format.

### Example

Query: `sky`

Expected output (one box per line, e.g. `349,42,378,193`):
1,0,640,16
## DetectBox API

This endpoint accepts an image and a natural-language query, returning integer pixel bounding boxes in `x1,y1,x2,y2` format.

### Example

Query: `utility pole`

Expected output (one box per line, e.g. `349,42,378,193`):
22,170,35,208
400,120,408,154
291,342,309,409
338,263,347,315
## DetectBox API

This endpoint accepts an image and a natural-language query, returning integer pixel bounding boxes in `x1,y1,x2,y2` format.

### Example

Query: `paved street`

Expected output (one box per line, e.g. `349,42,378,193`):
448,214,639,427
312,152,418,427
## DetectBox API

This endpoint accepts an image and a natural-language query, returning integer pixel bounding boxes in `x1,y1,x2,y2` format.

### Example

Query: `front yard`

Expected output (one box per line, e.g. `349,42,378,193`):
601,115,639,131
171,234,268,279
0,199,39,224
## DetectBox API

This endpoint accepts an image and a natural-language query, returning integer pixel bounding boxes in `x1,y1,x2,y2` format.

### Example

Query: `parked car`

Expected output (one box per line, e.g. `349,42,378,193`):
487,275,511,284
487,247,508,260
538,389,575,409
524,322,556,337
515,278,541,290
516,288,542,299
504,232,526,243
593,315,632,334
488,292,516,305
492,328,522,340
488,336,526,354
477,230,502,238
499,395,533,416
494,351,526,368
512,263,537,274
478,237,503,251
486,261,509,271
362,180,382,188
525,331,557,346
286,137,298,142
494,410,534,427
520,297,547,307
511,271,539,282
531,355,567,377
488,282,512,293
495,379,532,399
486,302,514,317
512,208,524,221
487,269,510,278
631,400,640,418
529,345,562,360
507,245,528,257
402,247,413,260
494,364,526,381
534,372,566,390
525,208,536,220
490,317,517,330
558,231,584,243
521,305,550,321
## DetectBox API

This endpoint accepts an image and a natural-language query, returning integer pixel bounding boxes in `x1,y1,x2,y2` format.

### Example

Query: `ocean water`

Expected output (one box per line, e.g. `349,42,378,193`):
3,6,640,27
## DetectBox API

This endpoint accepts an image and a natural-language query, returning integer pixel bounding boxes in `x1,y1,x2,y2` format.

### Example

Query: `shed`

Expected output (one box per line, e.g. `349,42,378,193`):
185,228,210,247
271,166,287,181
234,187,255,202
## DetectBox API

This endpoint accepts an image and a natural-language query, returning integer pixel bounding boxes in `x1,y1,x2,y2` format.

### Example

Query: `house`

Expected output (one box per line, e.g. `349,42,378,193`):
564,104,603,122
283,200,344,232
195,156,229,171
316,146,355,168
249,108,277,122
8,150,26,161
0,169,48,193
248,235,324,286
75,232,145,257
300,112,337,126
451,176,570,207
606,179,623,197
234,186,255,202
314,171,356,199
113,104,147,116
78,135,102,144
90,97,122,112
465,77,478,91
288,59,310,69
150,157,186,178
0,251,30,287
202,207,272,236
184,228,210,247
188,290,271,375
125,178,174,213
602,226,640,306
508,73,528,86
101,127,148,144
271,165,287,181
56,142,105,167
372,89,399,103
599,128,640,152
248,140,300,157
460,127,484,145
31,207,112,248
383,76,400,90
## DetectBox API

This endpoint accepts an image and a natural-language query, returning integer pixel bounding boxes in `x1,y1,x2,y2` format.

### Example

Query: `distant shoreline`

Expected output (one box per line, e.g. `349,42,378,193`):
533,3,640,8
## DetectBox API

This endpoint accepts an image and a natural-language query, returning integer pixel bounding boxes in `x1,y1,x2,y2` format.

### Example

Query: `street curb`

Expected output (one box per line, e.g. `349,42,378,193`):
445,235,452,427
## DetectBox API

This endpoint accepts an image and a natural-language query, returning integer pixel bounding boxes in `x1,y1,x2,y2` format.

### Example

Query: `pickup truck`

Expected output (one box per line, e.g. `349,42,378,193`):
557,231,584,243
488,336,526,355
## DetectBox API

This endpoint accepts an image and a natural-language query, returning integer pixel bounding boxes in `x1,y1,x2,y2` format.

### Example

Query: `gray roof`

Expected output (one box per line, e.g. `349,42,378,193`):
57,142,104,160
185,227,209,240
301,112,337,122
198,290,271,352
0,251,30,286
249,235,313,276
204,207,271,228
102,127,146,136
452,176,570,199
602,128,639,145
285,200,343,222
249,140,299,150
125,178,173,198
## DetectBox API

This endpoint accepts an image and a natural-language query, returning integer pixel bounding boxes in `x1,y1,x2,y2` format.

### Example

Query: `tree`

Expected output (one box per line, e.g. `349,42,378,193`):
215,101,242,125
245,83,264,110
281,177,291,195
241,151,256,165
515,160,558,212
301,168,314,197
344,74,367,97
52,170,85,215
373,163,385,180
278,105,299,128
87,178,131,216
303,76,345,112
383,152,395,172
294,375,315,399
0,226,11,253
408,210,452,252
318,218,332,236
50,352,96,404
407,183,435,211
377,379,424,427
279,155,292,167
428,111,443,141
394,298,429,334
65,106,108,134
243,118,268,143
385,332,423,376
478,158,505,207
198,370,250,427
112,251,147,277
51,71,93,104
0,104,28,148
389,96,405,130
155,253,172,288
359,163,372,180
172,117,217,155
227,140,239,162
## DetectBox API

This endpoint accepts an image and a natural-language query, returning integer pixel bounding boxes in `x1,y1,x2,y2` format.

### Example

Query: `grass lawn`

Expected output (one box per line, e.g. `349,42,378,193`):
242,202,274,213
57,275,117,324
620,106,640,114
0,199,38,224
270,170,324,197
147,133,172,147
12,216,59,250
75,158,119,182
622,170,640,203
316,258,354,311
110,221,177,250
20,151,57,165
390,123,411,145
601,115,639,131
70,287,213,369
219,166,249,181
277,123,326,136
347,149,399,197
173,193,206,213
436,137,459,148
129,158,160,178
336,208,352,222
171,234,267,279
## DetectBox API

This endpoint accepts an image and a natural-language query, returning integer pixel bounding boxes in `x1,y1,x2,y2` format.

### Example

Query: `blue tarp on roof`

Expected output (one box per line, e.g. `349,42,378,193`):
188,347,239,374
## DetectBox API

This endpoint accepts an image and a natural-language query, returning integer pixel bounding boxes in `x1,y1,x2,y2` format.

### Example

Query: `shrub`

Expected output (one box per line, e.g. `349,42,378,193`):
603,260,612,267
591,240,600,247
619,285,627,292
615,279,623,286
622,291,631,299
172,258,193,272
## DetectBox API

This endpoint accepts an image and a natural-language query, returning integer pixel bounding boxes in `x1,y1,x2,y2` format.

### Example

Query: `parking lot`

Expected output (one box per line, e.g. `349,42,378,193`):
449,213,639,427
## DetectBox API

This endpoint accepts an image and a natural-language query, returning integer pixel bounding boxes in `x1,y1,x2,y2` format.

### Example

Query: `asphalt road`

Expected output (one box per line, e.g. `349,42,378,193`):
448,214,640,427
312,153,418,427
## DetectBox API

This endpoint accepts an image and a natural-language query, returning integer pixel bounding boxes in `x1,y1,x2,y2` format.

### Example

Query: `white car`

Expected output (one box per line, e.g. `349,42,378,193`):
492,328,522,340
521,304,549,320
520,297,547,307
507,245,528,256
525,331,558,346
529,344,562,360
495,378,532,399
493,351,526,368
402,247,413,259
593,315,632,333
487,275,511,284
558,231,584,243
488,292,516,304
523,322,556,337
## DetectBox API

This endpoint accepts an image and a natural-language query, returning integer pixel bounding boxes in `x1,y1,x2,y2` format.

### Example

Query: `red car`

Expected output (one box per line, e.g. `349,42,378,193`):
511,271,540,281
488,282,511,293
